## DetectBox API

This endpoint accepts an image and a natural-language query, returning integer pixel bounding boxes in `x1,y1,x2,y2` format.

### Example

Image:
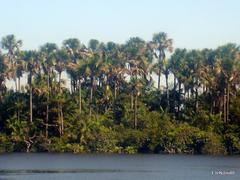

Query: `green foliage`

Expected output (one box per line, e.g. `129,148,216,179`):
203,133,226,155
0,34,239,155
223,133,240,154
165,123,205,154
0,133,13,152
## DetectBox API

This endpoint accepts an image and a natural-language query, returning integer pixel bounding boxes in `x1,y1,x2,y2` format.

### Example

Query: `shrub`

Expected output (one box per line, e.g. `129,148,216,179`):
203,133,226,155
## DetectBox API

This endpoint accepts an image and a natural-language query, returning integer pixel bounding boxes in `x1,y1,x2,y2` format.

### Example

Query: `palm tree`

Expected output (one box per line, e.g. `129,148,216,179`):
63,38,81,92
104,42,127,100
40,43,58,134
67,61,85,114
87,56,103,117
169,48,187,116
0,54,7,102
88,39,100,52
128,59,148,128
184,50,203,109
215,44,240,122
55,49,68,135
1,35,22,92
124,37,147,109
23,50,40,123
15,56,25,92
1,35,23,122
149,32,173,91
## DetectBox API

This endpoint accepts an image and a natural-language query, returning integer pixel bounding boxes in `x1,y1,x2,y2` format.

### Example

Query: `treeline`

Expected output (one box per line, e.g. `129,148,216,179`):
0,33,239,154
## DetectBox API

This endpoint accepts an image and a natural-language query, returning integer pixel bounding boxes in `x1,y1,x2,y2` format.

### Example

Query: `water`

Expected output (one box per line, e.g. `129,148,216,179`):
0,153,239,180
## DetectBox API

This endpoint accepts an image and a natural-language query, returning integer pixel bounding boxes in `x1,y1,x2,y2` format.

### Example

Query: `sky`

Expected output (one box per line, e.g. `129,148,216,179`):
1,0,240,51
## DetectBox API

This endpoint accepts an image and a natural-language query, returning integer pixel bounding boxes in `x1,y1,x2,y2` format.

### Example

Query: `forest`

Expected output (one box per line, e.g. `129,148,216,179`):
0,32,239,155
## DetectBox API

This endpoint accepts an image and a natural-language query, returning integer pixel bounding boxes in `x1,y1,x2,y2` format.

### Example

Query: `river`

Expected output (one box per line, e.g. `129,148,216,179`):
0,153,239,180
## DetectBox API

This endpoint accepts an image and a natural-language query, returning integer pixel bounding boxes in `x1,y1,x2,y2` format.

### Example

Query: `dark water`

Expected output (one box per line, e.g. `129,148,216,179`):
0,153,239,180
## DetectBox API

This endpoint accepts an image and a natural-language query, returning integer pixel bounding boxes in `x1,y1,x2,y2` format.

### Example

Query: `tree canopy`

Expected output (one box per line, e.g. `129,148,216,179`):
0,33,239,155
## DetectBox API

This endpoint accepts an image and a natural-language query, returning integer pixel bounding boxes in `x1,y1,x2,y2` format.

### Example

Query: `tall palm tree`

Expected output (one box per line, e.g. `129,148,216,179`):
15,56,25,92
149,32,173,91
0,54,7,102
40,43,58,133
162,59,170,109
184,50,203,109
63,38,81,92
55,49,68,135
23,50,40,123
169,48,187,116
124,37,147,109
87,56,103,117
105,42,128,100
215,44,240,122
1,35,22,92
128,59,148,128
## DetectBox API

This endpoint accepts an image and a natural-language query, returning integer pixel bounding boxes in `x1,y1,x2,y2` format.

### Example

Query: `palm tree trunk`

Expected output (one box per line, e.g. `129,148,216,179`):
174,76,177,91
226,82,230,123
60,107,64,135
17,77,20,121
223,88,227,123
59,72,61,91
131,92,133,109
173,75,177,117
59,72,64,135
90,86,93,117
134,94,138,128
45,106,49,138
70,79,73,94
210,96,214,115
89,78,94,117
195,87,199,111
177,81,181,116
166,73,169,108
73,80,77,92
58,107,61,135
29,73,33,123
158,69,161,91
14,77,17,92
79,79,82,114
46,72,50,138
18,77,20,92
114,81,117,99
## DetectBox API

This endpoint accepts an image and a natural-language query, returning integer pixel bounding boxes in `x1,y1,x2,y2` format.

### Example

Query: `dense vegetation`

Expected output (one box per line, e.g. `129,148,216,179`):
0,33,239,155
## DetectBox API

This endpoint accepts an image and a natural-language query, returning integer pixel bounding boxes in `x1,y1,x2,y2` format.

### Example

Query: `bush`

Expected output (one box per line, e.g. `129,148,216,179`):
223,133,240,154
166,123,205,154
0,133,13,152
203,133,226,155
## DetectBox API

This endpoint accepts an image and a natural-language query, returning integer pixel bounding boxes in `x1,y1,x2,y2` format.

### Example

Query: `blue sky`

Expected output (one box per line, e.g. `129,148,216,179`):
1,0,240,50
